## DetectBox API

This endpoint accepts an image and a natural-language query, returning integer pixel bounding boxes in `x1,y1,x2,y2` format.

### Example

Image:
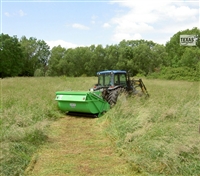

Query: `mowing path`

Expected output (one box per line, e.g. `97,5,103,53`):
25,116,132,176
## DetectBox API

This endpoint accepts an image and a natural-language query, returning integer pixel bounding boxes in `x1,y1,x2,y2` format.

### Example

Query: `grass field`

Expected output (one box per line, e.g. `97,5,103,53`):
0,77,199,175
100,79,200,175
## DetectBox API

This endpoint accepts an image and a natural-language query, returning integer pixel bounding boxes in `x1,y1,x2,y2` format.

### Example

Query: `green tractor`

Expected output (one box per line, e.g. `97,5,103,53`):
91,70,149,106
55,70,149,117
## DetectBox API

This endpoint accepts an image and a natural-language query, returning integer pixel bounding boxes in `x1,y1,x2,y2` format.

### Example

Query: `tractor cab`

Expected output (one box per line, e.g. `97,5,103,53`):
94,70,128,90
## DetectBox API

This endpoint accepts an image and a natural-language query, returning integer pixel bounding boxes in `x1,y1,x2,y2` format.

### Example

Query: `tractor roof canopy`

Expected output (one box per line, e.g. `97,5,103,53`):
97,70,127,75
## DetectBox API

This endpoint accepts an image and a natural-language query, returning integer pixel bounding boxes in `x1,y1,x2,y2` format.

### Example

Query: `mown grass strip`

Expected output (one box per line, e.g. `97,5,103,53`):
25,116,132,176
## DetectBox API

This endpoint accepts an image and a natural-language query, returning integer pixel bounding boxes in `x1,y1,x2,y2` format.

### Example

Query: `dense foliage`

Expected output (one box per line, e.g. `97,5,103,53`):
0,35,50,77
0,34,23,77
0,27,199,80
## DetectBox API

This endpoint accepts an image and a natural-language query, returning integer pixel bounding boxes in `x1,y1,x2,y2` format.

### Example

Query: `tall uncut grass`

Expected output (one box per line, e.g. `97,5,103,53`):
0,76,96,176
100,79,200,175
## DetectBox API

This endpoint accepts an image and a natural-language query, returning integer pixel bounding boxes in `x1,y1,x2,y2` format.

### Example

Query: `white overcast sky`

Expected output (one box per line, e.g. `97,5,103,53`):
1,0,199,49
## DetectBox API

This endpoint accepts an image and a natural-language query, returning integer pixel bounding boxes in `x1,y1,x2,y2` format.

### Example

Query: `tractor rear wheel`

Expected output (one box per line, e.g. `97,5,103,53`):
107,88,126,106
107,89,119,106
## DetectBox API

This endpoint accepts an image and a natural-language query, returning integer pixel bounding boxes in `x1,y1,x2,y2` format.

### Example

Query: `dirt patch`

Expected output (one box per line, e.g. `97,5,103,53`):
25,116,131,176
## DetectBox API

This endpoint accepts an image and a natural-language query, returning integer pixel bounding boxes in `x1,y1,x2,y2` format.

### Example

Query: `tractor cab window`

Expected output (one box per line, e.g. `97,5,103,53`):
98,73,111,86
120,74,126,85
104,74,111,86
114,74,127,86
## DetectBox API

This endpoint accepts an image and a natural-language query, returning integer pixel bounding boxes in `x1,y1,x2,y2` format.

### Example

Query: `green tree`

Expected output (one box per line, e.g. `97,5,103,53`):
180,47,200,69
150,44,168,72
20,36,50,76
116,40,159,76
48,45,67,76
72,46,91,76
62,48,76,76
82,45,106,76
116,40,135,73
165,27,200,67
36,40,50,76
0,33,23,77
91,45,106,74
104,44,119,70
20,36,38,76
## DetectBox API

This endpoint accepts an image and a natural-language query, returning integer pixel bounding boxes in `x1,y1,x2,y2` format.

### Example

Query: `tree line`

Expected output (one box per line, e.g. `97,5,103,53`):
0,27,199,80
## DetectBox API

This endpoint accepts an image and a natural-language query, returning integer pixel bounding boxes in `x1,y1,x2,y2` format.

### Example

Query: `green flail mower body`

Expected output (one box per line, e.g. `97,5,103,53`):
55,91,110,117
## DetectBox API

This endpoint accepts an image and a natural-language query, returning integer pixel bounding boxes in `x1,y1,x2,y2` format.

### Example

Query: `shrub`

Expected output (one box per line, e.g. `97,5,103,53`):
34,68,44,77
148,66,200,81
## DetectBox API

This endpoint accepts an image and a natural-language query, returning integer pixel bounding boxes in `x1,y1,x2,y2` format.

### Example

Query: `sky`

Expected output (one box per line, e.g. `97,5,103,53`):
1,0,199,49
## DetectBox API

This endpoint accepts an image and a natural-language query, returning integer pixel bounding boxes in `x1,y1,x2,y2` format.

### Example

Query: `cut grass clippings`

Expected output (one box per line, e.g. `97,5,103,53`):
25,116,132,176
